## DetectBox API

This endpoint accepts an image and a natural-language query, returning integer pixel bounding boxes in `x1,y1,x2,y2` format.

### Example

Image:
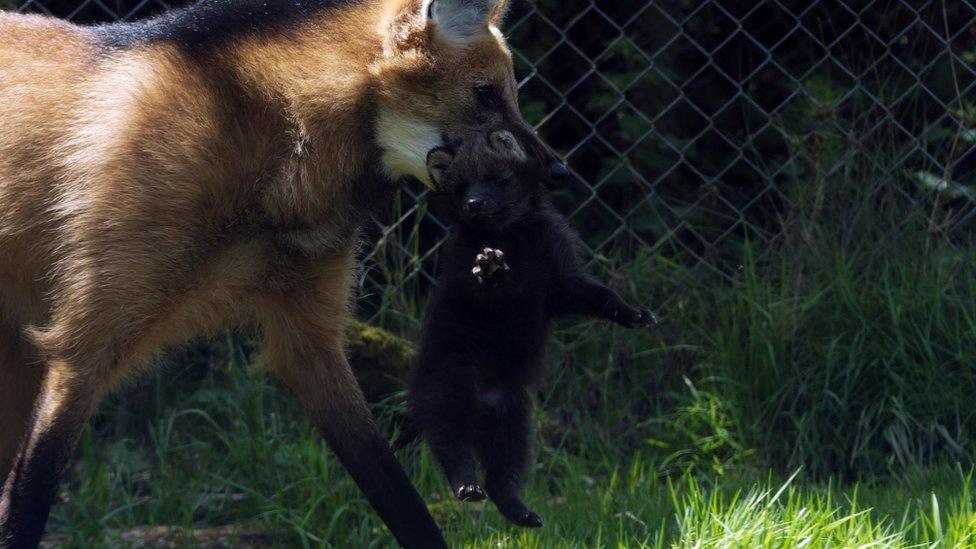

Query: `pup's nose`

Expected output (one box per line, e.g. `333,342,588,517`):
463,197,485,216
549,162,569,183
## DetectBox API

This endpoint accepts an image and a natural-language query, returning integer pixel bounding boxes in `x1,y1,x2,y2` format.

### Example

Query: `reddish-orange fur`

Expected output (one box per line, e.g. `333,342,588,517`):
0,1,540,545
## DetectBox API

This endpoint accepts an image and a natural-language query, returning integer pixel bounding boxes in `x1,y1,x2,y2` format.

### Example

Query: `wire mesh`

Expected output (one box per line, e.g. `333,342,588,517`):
12,0,976,322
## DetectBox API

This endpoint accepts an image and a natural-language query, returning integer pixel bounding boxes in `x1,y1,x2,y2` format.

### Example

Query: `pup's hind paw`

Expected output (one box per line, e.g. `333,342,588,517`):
499,507,544,528
455,483,488,502
472,248,510,285
513,510,544,528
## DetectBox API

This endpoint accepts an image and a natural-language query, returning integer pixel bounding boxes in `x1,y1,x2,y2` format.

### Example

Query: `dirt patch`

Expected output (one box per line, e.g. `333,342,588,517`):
41,524,276,548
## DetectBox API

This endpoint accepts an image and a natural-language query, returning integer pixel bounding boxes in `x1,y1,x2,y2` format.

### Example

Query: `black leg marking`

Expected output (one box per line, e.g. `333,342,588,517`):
276,349,446,549
0,375,94,549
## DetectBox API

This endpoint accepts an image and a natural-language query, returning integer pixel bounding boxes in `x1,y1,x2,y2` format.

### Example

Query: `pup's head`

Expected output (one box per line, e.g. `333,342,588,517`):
427,126,549,232
374,0,566,188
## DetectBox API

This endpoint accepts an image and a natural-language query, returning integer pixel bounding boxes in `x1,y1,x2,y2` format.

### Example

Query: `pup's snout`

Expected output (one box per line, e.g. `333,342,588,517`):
463,197,486,216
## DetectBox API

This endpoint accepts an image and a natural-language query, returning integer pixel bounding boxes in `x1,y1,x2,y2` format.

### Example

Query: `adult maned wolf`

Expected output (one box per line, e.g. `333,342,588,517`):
0,0,561,546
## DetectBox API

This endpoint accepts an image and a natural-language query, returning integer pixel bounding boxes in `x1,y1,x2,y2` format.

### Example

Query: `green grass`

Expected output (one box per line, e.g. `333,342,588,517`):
48,351,976,549
49,370,976,548
46,288,976,548
43,162,976,546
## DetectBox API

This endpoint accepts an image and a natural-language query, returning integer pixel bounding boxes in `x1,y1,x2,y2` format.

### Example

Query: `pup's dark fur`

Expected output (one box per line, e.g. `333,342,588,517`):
398,127,654,527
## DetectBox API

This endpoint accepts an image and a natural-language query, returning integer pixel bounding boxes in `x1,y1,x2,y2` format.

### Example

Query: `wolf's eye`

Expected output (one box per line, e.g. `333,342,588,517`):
475,83,502,109
476,83,494,97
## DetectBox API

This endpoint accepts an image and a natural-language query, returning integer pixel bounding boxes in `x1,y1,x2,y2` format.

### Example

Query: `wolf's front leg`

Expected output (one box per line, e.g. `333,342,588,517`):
262,259,446,549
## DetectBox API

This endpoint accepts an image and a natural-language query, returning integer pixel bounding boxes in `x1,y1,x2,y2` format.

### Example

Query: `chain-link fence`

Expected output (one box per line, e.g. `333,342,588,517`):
11,0,976,324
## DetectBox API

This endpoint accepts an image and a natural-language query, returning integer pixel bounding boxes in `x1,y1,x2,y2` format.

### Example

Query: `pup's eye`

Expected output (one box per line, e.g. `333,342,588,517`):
494,175,512,185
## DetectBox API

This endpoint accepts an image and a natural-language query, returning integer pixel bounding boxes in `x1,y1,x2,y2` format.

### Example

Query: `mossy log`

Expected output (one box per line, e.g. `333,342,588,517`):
346,320,416,400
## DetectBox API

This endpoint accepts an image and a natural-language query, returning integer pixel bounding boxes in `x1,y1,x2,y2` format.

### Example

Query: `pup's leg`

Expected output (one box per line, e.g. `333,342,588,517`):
410,355,485,502
553,276,656,328
475,388,543,528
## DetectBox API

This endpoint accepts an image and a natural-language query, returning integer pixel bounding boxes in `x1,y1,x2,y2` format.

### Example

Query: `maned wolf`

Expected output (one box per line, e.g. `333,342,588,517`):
0,0,562,546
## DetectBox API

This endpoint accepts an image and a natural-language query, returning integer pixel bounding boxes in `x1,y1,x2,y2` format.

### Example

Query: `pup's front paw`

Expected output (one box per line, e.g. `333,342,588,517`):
618,307,659,328
472,248,510,285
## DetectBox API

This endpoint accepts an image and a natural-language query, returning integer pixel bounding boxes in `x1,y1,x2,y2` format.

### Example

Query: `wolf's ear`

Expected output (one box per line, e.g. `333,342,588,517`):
422,0,509,45
426,146,455,189
488,130,527,161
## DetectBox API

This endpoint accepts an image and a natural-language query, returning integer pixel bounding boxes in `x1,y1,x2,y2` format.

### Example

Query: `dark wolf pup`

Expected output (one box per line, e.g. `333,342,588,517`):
397,128,655,527
0,0,566,546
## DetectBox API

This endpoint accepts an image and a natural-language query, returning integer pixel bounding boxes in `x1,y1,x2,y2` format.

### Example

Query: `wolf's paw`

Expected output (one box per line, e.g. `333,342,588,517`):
472,248,510,285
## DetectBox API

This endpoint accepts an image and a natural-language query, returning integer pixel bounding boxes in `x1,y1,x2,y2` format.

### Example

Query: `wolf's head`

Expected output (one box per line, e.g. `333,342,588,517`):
373,0,564,188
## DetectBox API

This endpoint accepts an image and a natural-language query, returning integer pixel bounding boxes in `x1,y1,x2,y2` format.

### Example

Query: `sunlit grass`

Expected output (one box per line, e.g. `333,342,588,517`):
52,392,976,548
44,328,976,547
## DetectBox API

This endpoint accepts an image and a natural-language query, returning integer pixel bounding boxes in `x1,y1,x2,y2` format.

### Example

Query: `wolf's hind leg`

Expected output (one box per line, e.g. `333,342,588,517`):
0,325,43,497
0,356,110,548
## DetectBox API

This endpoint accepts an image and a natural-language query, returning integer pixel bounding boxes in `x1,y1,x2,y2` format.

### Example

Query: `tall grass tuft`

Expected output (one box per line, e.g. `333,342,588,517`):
658,141,976,477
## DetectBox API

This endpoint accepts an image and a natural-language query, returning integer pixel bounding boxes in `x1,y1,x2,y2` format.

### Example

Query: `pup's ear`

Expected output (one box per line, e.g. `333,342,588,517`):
546,162,569,189
426,146,455,189
488,129,527,161
422,0,507,45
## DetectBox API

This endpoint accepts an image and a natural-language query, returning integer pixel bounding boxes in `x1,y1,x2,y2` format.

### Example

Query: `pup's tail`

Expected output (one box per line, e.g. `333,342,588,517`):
391,420,421,453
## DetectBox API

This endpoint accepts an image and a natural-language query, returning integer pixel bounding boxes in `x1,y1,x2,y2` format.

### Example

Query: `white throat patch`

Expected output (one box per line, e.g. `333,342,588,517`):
376,108,442,188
